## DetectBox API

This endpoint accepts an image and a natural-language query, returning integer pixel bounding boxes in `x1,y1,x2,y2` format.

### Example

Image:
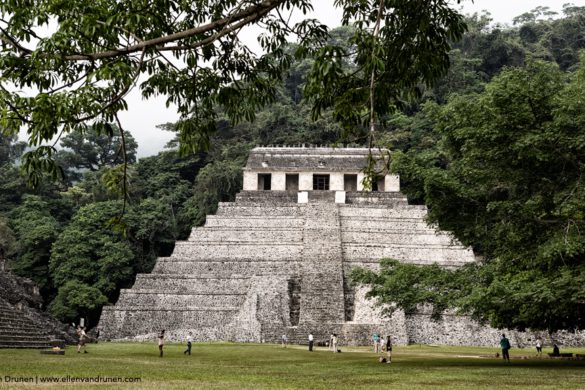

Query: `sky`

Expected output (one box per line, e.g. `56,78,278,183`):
63,1,585,157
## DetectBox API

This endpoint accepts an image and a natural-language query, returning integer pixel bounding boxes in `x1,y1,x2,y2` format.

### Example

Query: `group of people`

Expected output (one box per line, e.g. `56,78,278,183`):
83,327,563,362
373,333,393,363
157,330,193,357
500,334,562,362
284,333,338,352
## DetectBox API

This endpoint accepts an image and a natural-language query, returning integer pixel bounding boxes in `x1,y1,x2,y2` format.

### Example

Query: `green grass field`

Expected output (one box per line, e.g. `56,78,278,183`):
0,343,584,389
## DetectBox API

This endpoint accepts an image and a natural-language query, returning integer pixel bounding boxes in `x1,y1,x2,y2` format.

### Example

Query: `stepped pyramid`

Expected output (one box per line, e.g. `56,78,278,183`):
0,268,74,348
0,298,56,348
100,147,484,345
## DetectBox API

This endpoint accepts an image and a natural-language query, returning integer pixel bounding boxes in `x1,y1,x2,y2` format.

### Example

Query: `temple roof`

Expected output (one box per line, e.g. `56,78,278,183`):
244,146,390,172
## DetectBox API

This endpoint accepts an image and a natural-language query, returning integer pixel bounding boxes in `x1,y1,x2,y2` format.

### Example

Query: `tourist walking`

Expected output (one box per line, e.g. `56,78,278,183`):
158,330,165,357
535,338,542,357
500,334,511,362
308,333,314,351
76,326,88,354
373,333,380,353
379,335,386,352
332,334,338,353
329,334,334,351
385,335,392,363
281,334,288,348
184,332,193,355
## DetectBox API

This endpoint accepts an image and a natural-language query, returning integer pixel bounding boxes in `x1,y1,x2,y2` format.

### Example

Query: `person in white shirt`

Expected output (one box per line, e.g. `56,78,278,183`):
158,330,165,357
281,334,288,348
184,332,193,355
535,339,542,356
76,326,88,354
308,333,314,351
332,334,338,353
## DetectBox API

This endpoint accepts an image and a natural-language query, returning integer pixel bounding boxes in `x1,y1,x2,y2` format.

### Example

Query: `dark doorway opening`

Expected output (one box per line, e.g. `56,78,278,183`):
344,174,357,191
371,176,385,192
286,174,299,191
258,174,271,190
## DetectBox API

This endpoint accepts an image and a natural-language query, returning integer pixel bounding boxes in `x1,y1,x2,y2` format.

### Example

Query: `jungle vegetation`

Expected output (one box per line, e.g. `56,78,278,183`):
0,2,584,332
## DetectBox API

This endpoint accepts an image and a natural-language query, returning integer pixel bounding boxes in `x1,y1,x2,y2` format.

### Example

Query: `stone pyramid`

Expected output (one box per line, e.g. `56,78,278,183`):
99,147,486,345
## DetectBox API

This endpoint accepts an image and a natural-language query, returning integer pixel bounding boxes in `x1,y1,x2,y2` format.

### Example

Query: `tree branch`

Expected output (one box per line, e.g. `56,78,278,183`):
60,0,286,61
368,0,384,149
0,26,33,54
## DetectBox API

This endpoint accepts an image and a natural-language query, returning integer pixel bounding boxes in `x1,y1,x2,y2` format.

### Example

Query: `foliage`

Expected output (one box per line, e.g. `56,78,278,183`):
0,164,26,213
8,195,60,298
0,216,16,262
49,280,108,324
357,58,585,332
49,201,134,321
181,158,243,227
127,197,181,272
351,259,475,320
56,124,138,183
0,132,25,165
0,0,466,186
304,0,466,140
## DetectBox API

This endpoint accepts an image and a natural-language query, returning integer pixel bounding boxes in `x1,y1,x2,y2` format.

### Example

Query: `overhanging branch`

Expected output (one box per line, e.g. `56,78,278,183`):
60,0,286,61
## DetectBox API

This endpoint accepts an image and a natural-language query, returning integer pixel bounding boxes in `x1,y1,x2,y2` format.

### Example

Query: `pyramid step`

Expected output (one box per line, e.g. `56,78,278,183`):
204,216,304,229
115,291,246,308
171,242,303,260
188,229,303,242
152,260,300,275
0,342,53,348
341,232,457,246
131,275,251,293
342,243,475,264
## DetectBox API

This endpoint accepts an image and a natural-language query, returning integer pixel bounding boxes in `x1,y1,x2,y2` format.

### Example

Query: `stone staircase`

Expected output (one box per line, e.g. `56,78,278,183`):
0,298,56,349
298,203,345,325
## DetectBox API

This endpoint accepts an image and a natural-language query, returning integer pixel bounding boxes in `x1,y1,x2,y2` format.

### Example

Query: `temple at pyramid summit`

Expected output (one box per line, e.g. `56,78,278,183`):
100,146,575,346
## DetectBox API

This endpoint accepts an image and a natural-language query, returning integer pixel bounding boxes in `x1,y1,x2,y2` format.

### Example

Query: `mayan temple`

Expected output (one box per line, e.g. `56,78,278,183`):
99,146,581,346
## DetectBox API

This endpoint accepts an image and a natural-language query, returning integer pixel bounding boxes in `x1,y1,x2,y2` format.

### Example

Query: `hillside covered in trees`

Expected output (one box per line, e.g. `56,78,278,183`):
1,4,584,332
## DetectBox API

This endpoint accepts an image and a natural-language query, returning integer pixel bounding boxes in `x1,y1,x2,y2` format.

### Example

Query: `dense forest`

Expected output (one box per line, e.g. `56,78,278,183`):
1,5,584,331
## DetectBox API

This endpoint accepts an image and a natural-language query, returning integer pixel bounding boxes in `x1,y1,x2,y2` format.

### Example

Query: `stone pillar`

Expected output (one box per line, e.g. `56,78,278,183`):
385,174,400,192
243,171,258,191
357,173,366,191
272,172,286,191
330,173,344,191
299,172,312,191
298,192,308,204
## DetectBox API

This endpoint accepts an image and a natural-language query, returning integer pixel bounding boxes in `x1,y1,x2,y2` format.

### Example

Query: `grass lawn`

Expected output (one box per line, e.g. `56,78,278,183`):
0,343,584,389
